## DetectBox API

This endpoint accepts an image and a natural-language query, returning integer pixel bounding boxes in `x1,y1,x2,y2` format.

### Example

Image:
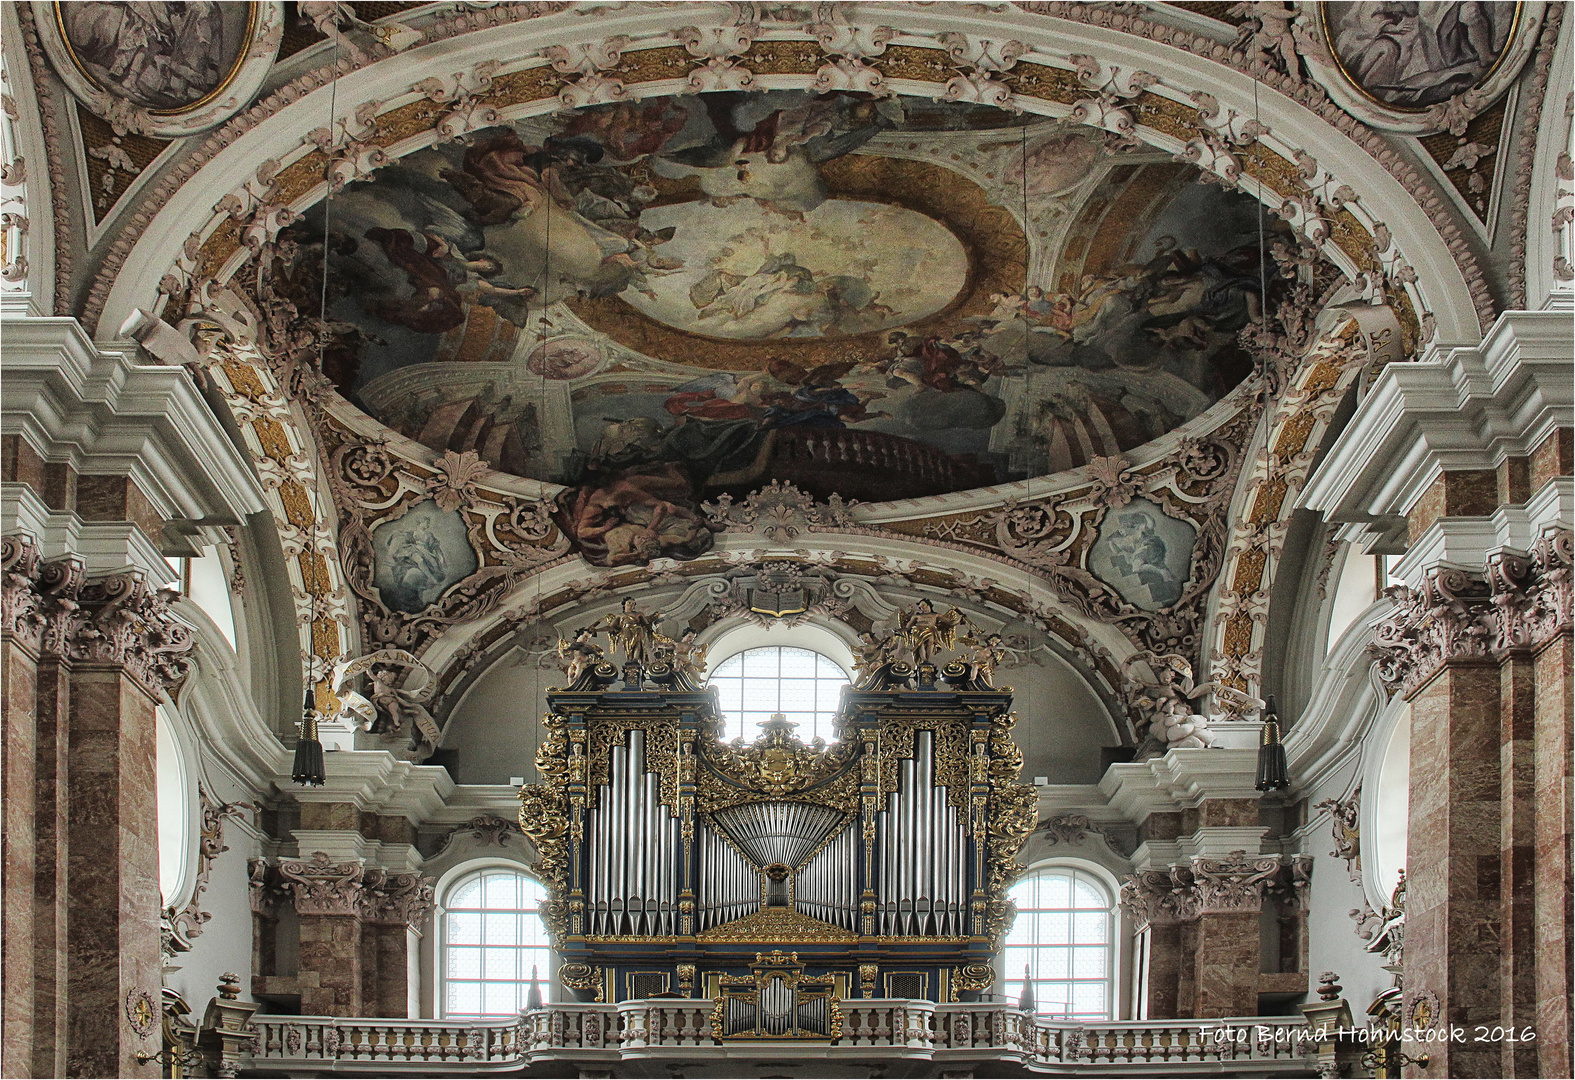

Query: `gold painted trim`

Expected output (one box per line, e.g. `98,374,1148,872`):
1316,1,1524,114
53,1,259,116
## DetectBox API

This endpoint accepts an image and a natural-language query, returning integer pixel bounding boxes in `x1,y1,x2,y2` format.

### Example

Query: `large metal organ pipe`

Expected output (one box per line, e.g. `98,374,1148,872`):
875,731,966,937
586,731,681,937
697,825,759,930
792,822,858,930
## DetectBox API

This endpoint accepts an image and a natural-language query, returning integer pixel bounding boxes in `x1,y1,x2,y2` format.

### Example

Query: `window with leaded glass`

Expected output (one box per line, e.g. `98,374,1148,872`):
441,867,550,1017
1001,866,1115,1020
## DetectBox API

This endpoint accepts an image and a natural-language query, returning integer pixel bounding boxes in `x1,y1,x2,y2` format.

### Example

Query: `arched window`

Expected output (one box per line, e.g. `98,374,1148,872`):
440,867,550,1017
1002,866,1116,1020
708,645,849,743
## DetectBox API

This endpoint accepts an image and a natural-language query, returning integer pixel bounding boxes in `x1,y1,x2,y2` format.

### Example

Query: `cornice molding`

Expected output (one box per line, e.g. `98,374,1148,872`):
1300,310,1574,540
0,315,267,550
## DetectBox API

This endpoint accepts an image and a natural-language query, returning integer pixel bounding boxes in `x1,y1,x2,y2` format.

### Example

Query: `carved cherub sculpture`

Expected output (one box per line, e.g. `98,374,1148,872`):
1125,652,1261,750
556,628,605,685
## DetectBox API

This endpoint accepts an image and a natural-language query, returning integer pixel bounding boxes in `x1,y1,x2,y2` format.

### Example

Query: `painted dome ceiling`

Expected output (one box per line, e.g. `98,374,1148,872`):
284,89,1285,565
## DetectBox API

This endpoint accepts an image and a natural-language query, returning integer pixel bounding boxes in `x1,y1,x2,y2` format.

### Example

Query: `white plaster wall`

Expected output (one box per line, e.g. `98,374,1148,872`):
1300,759,1397,1019
443,647,550,785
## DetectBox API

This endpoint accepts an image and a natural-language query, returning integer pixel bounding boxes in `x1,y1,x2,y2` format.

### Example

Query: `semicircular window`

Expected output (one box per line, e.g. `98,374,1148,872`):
708,646,849,744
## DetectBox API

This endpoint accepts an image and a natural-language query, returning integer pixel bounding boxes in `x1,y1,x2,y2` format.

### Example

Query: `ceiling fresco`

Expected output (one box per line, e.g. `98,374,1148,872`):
270,89,1287,567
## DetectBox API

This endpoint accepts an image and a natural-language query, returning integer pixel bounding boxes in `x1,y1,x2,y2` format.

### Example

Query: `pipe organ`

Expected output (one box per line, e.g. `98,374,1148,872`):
518,602,1037,1032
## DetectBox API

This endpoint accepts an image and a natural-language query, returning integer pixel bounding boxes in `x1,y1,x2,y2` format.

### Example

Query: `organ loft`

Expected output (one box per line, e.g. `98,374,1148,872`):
520,600,1036,1032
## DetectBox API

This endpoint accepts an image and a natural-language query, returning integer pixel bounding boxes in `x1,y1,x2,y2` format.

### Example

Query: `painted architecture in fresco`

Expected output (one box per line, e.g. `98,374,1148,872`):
277,90,1287,568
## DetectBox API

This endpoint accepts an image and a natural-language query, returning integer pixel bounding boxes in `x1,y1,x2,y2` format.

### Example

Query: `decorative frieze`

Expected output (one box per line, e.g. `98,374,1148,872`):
1371,526,1572,698
0,533,194,697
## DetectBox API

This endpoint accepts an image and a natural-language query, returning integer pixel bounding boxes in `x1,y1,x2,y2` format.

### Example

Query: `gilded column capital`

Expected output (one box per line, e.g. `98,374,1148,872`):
1188,851,1283,915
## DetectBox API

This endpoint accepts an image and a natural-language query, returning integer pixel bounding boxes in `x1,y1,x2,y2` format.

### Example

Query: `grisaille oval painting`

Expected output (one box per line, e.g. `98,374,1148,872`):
285,89,1291,566
55,2,255,112
1323,1,1520,110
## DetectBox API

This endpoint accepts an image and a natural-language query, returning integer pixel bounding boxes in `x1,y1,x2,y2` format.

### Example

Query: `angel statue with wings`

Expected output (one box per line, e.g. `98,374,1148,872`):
895,599,969,665
1123,652,1262,751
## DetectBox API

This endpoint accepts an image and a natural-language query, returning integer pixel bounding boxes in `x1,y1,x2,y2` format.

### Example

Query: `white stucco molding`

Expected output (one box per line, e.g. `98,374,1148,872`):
0,315,267,555
1098,747,1262,824
283,829,424,873
286,751,457,824
1298,309,1574,553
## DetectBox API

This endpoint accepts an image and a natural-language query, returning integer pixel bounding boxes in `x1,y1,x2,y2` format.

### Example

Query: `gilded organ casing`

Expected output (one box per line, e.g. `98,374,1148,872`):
519,636,1037,1029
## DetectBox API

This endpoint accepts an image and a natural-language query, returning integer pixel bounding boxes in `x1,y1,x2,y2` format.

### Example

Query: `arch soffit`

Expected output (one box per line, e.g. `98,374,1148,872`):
98,6,1483,345
428,530,1138,736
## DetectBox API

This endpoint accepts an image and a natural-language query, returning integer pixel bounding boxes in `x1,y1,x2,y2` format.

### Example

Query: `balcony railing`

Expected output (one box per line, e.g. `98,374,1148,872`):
249,1002,1315,1074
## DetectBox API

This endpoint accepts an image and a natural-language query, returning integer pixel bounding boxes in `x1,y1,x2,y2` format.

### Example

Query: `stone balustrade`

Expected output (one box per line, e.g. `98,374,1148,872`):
249,1002,1314,1074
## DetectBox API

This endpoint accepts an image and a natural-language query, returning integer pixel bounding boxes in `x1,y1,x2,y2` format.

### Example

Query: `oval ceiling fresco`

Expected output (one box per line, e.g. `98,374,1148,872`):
289,89,1287,565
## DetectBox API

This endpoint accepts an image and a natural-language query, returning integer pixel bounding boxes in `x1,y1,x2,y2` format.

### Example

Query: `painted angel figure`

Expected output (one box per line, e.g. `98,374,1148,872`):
658,629,708,677
556,628,605,685
895,599,967,665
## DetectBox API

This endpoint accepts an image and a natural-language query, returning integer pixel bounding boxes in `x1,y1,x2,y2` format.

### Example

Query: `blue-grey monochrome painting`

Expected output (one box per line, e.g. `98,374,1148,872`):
1087,498,1197,612
371,500,478,613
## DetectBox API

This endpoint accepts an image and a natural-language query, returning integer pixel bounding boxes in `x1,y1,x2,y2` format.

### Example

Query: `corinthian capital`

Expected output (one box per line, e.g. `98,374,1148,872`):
1190,851,1283,914
361,869,436,928
276,852,366,917
1120,867,1199,927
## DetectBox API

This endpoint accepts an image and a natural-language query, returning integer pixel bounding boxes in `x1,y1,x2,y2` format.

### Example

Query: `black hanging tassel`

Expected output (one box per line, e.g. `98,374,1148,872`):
292,686,326,787
1017,965,1035,1012
1255,695,1289,792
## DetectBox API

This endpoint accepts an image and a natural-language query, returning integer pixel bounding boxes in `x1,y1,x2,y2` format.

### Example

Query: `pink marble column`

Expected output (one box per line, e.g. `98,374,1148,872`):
1189,853,1280,1019
0,634,37,1076
1533,633,1573,1079
1406,664,1503,1078
1500,655,1538,1077
64,666,161,1079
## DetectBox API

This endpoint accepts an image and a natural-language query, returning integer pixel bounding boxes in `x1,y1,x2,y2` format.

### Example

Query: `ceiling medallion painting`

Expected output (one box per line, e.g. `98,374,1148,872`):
269,88,1291,570
1299,1,1546,133
32,1,284,136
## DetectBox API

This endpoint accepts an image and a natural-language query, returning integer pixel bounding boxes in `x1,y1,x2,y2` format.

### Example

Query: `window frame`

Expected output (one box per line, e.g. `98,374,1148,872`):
707,644,851,744
999,861,1122,1022
434,862,553,1019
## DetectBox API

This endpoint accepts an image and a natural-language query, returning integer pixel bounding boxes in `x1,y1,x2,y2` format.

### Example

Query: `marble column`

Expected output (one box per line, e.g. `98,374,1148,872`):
273,854,434,1018
0,541,40,1076
1188,853,1281,1019
1532,621,1572,1078
1120,868,1196,1020
278,854,370,1017
61,573,192,1079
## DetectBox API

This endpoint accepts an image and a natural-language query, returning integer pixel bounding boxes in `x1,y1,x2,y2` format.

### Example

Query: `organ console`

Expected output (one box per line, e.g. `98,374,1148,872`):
517,602,1037,1036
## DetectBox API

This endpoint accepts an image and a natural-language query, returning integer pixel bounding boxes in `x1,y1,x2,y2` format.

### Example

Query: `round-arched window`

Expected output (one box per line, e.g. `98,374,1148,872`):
440,867,551,1018
708,646,849,743
1002,866,1116,1020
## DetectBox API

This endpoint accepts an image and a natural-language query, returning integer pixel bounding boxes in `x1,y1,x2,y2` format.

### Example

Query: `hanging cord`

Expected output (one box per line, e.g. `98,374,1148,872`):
315,26,342,373
293,23,344,788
